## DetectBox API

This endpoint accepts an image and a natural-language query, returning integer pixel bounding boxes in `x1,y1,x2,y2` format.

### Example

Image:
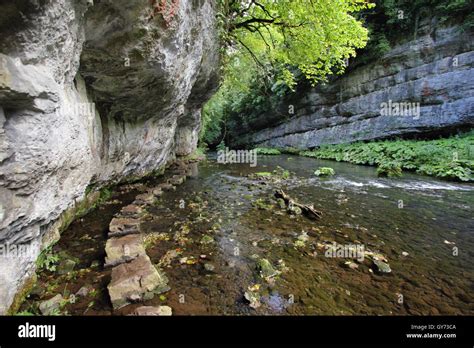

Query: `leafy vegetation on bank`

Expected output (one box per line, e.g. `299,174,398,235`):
201,0,373,147
314,167,336,177
300,133,474,182
254,148,281,155
201,0,473,148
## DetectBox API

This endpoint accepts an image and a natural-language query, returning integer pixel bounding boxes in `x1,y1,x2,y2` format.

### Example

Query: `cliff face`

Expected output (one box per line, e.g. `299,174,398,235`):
0,0,220,314
232,20,473,149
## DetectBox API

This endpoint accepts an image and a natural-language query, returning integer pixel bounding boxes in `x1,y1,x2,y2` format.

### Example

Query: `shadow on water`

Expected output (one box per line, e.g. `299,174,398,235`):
22,154,474,315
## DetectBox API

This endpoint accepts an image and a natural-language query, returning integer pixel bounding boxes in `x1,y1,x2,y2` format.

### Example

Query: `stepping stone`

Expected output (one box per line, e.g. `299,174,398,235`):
134,193,155,205
168,175,186,186
158,183,175,192
131,305,172,316
151,188,163,197
109,217,141,237
105,234,146,267
120,204,143,217
108,255,170,310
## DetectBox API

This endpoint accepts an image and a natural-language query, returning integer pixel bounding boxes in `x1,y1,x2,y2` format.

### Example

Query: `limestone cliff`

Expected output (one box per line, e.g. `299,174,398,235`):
231,19,473,149
0,0,220,314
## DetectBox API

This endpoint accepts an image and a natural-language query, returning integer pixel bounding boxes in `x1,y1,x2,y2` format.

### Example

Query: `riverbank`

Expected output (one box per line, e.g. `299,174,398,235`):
255,132,473,182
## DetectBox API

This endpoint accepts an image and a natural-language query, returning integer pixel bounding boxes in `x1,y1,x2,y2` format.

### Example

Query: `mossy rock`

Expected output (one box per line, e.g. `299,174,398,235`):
314,167,335,177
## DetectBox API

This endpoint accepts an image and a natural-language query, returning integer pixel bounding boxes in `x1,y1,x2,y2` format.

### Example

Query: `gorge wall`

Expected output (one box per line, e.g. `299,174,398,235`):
0,0,220,314
231,19,474,149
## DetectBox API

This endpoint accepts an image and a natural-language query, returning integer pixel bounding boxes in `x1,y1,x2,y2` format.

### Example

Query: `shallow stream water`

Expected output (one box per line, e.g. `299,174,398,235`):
21,154,474,315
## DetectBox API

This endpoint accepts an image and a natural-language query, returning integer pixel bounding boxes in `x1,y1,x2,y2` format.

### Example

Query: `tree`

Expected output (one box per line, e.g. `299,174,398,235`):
219,0,374,87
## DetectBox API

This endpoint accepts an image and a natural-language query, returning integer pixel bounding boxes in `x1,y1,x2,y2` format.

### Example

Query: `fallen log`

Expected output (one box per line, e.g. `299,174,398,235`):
275,189,322,220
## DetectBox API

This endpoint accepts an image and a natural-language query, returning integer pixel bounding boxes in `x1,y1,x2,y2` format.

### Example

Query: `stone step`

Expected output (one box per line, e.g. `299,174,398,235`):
131,305,172,316
157,183,175,192
134,193,155,205
168,174,186,186
104,234,146,267
109,217,141,237
108,255,170,310
120,204,144,217
151,187,163,197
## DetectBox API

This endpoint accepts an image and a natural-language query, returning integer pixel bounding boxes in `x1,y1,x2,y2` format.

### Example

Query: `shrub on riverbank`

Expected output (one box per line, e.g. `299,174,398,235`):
300,133,474,182
254,148,282,155
314,167,336,177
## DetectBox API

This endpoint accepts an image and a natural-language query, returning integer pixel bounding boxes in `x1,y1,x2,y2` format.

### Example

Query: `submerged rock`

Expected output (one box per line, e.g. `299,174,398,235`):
39,294,63,315
244,290,261,309
200,235,215,245
257,259,281,282
57,259,76,275
108,255,170,310
204,263,216,272
373,259,392,274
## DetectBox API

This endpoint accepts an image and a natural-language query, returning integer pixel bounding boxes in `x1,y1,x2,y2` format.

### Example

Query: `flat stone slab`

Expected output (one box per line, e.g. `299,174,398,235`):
120,204,143,216
157,183,175,192
108,255,170,310
105,234,146,267
134,193,155,205
168,175,186,186
109,217,141,237
151,187,163,197
131,305,172,316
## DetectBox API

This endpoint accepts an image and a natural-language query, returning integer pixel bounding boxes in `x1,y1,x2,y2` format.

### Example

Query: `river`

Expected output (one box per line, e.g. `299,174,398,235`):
21,154,474,315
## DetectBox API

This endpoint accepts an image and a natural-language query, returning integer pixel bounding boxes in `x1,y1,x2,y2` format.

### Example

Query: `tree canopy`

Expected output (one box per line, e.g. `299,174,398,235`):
219,0,373,87
201,0,374,146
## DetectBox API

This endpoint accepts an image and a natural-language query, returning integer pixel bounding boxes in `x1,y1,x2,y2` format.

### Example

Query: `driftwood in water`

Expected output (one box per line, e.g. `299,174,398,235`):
275,189,322,220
